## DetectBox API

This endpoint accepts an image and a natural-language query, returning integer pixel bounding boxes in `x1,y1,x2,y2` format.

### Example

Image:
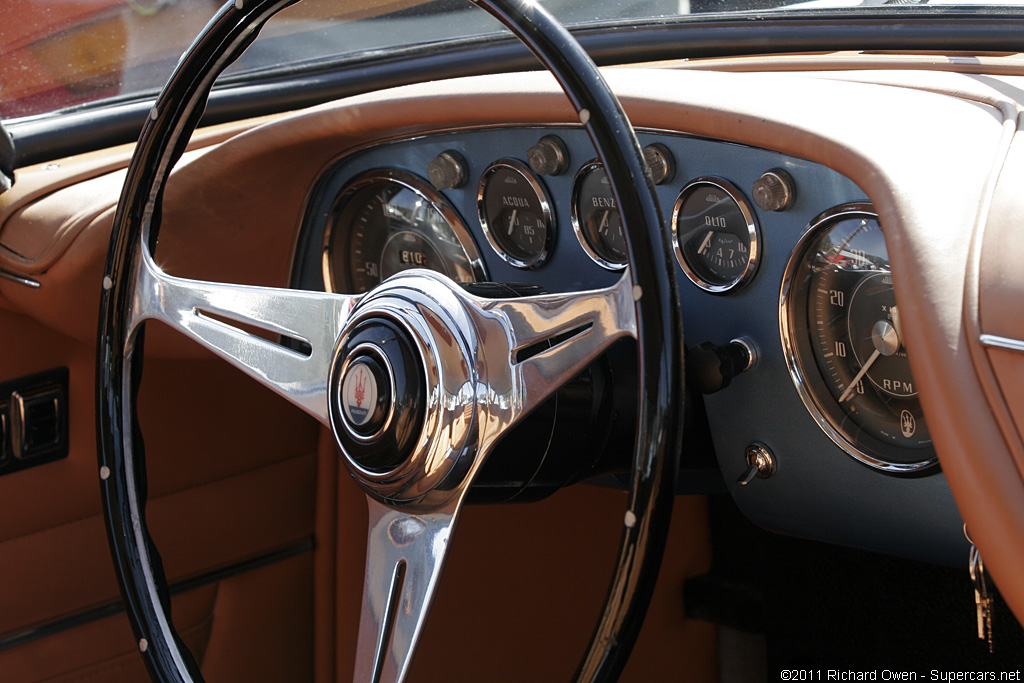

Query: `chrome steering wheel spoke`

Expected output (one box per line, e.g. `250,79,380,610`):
470,270,637,437
355,498,461,683
338,271,638,683
130,245,357,423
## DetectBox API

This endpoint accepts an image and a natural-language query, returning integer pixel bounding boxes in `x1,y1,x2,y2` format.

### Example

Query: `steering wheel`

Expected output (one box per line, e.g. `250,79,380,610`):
96,0,683,680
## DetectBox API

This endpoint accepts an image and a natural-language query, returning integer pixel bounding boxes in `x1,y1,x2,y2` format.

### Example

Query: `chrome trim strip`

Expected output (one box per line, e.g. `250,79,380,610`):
0,270,40,288
980,334,1024,354
778,202,937,474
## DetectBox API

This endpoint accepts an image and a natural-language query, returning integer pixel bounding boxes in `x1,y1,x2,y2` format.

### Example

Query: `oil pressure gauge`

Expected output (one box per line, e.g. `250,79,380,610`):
478,159,554,268
672,178,759,293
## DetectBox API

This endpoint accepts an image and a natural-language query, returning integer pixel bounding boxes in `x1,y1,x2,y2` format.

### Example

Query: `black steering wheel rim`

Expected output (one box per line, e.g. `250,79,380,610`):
96,0,684,680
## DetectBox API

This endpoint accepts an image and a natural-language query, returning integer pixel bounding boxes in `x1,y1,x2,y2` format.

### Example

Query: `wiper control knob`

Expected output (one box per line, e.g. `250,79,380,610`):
428,150,468,190
642,143,675,185
527,135,569,176
752,168,795,212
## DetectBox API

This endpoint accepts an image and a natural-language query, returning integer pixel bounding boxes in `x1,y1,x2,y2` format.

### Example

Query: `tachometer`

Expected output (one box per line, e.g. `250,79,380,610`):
323,169,485,293
781,203,936,473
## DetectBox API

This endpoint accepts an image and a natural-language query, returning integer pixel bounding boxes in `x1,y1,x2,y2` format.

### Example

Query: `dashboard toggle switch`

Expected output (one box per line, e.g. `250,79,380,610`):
738,442,776,485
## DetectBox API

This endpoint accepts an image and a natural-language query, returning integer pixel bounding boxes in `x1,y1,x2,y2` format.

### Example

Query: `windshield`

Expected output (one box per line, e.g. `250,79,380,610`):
0,0,1019,120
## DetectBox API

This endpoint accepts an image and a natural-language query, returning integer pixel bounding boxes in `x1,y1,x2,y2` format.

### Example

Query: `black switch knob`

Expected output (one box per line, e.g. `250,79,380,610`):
687,338,755,395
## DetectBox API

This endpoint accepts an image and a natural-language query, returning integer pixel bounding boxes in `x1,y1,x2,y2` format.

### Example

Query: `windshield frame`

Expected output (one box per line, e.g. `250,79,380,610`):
7,8,1024,166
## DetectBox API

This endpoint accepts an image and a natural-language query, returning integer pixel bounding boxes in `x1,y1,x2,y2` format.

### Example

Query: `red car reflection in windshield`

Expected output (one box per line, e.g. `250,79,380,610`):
0,0,219,119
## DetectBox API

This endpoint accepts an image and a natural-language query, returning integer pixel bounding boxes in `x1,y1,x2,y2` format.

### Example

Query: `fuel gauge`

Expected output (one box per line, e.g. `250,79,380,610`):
572,161,626,270
478,159,554,268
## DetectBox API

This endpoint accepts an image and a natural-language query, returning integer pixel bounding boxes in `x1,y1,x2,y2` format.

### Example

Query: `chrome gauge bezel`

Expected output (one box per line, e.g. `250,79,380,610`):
571,160,627,271
322,168,486,293
671,177,760,294
779,202,938,474
477,158,554,269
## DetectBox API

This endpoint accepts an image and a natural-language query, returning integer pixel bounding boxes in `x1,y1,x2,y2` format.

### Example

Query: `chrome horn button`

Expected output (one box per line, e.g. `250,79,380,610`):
330,315,426,476
329,272,480,504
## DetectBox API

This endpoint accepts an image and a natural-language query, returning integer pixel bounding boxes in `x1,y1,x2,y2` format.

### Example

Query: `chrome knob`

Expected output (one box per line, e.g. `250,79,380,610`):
527,135,569,176
752,168,795,212
427,150,467,190
643,143,675,185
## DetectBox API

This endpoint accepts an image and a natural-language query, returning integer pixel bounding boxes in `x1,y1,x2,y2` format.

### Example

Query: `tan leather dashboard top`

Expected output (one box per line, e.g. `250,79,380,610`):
1,64,1023,629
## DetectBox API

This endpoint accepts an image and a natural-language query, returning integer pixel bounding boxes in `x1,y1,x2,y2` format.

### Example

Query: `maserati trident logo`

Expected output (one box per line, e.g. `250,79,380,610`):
342,361,378,427
353,371,366,408
900,409,916,439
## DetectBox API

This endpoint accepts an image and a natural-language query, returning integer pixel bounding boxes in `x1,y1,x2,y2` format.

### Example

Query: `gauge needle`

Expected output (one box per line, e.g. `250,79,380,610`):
698,231,714,254
508,209,518,235
839,349,880,403
891,305,904,349
599,210,610,234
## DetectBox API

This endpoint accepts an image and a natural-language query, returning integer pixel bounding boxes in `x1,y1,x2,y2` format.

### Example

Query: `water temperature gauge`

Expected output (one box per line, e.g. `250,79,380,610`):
672,177,760,293
478,159,554,268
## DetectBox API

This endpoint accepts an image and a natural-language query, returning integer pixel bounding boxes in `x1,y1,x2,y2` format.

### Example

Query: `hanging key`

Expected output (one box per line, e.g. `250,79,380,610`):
968,531,994,652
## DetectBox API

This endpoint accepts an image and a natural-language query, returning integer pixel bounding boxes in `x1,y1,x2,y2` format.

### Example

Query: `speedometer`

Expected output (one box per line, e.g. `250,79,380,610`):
323,169,485,293
781,204,937,473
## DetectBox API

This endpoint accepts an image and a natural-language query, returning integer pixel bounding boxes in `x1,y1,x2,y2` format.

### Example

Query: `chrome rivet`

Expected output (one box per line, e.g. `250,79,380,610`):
632,285,642,301
730,336,758,372
624,510,637,528
100,466,111,480
149,107,158,121
139,638,149,652
579,109,590,125
102,276,113,291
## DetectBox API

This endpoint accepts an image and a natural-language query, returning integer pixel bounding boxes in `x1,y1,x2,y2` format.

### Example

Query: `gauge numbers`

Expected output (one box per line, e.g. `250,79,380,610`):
478,159,554,268
323,169,484,293
781,204,936,473
672,178,759,293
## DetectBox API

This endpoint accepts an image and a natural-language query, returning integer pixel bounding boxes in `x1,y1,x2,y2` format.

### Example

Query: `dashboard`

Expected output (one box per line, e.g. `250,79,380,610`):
289,121,965,566
4,53,1024,675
